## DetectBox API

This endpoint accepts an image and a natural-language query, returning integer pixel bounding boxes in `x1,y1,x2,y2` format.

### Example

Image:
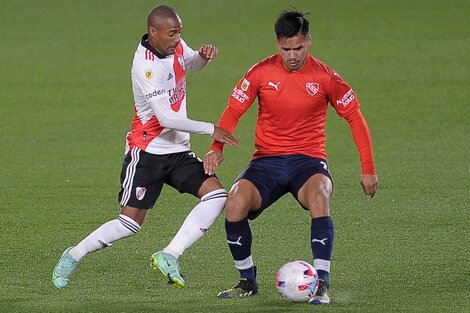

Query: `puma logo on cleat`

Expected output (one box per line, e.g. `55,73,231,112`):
312,238,328,245
227,236,243,246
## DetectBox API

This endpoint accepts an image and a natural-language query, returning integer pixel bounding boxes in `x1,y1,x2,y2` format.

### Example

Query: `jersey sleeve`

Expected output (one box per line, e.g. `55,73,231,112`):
227,67,260,114
326,71,360,117
209,67,260,151
133,62,214,135
180,39,208,72
325,70,376,174
344,108,376,174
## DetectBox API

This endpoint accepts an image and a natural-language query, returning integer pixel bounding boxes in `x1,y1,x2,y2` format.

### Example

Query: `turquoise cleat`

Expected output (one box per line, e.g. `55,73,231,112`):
150,251,186,288
52,247,79,289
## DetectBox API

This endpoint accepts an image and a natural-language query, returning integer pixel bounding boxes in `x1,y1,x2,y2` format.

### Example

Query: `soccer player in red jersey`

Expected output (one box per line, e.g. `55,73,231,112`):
205,10,378,304
52,5,238,290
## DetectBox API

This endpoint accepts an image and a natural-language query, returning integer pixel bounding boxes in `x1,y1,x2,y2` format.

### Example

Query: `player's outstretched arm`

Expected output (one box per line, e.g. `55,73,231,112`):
212,126,239,147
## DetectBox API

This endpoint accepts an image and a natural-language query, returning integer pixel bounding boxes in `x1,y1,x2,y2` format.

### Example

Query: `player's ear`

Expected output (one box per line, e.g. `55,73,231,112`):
305,34,312,49
275,36,281,50
148,26,158,38
306,34,312,46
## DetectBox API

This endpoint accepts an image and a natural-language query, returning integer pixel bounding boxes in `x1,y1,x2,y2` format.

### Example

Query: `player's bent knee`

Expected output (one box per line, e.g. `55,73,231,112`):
309,195,330,216
199,177,224,197
306,189,331,217
225,196,251,221
312,175,333,194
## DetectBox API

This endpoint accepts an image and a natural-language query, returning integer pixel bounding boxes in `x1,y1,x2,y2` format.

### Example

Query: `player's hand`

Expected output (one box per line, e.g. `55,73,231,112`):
360,174,378,198
212,126,239,147
204,150,224,175
198,43,218,61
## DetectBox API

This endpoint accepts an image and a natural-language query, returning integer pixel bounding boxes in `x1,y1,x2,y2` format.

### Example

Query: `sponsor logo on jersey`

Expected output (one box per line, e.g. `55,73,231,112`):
136,187,146,201
145,89,166,99
241,78,250,91
231,87,249,103
336,89,355,107
167,72,173,80
169,77,186,110
306,82,320,96
145,70,153,80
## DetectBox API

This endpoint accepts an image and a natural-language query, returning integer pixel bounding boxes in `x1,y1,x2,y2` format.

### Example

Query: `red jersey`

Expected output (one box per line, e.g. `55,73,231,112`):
211,54,376,174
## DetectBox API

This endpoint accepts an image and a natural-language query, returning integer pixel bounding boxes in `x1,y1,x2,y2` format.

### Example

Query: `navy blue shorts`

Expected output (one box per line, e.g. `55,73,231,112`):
235,154,333,219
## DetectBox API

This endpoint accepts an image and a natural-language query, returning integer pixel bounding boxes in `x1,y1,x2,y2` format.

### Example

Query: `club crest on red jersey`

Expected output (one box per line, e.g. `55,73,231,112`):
305,82,320,96
306,82,320,96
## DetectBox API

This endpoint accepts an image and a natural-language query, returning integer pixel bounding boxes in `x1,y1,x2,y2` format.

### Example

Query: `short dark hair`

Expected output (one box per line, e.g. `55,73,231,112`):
274,10,309,39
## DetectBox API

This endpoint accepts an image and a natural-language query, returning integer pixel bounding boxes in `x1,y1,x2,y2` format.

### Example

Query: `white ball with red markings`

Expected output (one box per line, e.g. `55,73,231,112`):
275,260,319,302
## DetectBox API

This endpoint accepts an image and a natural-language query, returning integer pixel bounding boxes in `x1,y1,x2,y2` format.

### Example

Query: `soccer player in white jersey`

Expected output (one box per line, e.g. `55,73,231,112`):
52,5,238,289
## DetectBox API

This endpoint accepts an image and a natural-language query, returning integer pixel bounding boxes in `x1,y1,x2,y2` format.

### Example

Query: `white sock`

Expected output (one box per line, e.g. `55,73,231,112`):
69,214,141,262
163,189,227,258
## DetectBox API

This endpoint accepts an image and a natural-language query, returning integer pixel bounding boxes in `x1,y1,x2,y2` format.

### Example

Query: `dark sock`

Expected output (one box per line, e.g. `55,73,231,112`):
311,216,335,285
225,219,255,280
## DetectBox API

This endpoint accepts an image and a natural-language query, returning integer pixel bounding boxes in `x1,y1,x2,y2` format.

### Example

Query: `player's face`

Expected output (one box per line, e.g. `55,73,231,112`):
149,17,183,56
276,34,311,72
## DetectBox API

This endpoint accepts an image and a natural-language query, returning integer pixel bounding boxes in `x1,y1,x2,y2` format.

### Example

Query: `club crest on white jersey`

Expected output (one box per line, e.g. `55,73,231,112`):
178,55,185,70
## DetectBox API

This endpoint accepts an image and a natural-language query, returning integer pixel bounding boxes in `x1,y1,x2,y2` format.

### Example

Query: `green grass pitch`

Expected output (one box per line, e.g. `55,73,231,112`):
0,0,468,312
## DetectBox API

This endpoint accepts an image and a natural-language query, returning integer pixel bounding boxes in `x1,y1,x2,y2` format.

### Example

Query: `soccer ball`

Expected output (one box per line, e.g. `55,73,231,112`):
275,260,319,302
